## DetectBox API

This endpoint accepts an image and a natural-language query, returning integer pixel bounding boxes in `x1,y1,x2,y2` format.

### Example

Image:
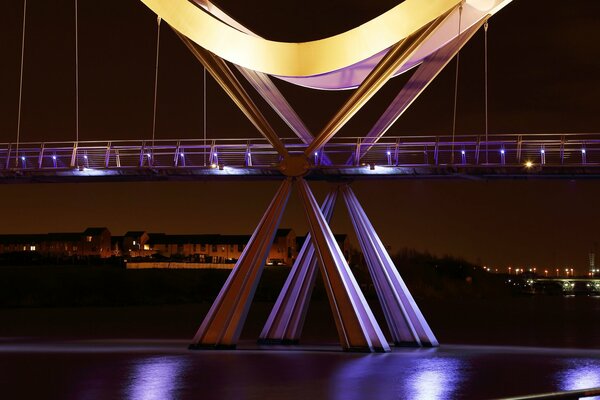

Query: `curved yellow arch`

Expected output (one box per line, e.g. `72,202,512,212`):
139,0,460,77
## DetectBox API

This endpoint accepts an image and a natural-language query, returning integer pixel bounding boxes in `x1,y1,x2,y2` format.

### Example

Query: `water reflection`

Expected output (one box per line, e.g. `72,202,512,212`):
331,351,465,400
126,356,188,400
558,359,600,399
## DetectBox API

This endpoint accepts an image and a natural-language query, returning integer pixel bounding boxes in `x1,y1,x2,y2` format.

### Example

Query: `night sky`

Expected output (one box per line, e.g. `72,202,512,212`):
1,0,600,270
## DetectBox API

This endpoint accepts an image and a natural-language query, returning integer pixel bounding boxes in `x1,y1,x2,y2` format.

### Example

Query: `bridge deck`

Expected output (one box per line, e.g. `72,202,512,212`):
2,134,600,182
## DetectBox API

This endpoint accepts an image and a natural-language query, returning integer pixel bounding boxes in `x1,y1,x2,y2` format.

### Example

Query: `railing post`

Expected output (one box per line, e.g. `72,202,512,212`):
38,143,45,169
70,142,78,168
174,140,181,167
209,140,217,165
516,135,523,163
245,141,252,167
560,135,565,165
5,144,12,170
140,141,146,167
394,139,400,166
475,137,480,165
115,149,121,168
105,142,111,168
354,138,362,166
434,137,439,165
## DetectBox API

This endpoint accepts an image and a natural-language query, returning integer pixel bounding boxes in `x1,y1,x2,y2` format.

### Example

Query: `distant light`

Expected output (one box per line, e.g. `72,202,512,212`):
500,149,505,155
525,161,533,168
582,149,586,154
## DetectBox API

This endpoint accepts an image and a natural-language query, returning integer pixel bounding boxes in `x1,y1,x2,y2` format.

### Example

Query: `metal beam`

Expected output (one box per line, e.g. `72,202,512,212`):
189,178,292,349
354,18,487,163
176,31,289,157
295,178,390,352
259,188,338,344
341,185,438,346
305,9,453,156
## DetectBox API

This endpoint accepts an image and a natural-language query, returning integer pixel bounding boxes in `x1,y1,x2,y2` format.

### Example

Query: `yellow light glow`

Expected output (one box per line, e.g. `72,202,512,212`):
139,0,463,76
525,161,533,168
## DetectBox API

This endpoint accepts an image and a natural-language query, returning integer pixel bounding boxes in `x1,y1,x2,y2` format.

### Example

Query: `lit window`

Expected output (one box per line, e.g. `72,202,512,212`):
30,245,36,251
133,240,137,245
86,236,93,242
143,244,150,250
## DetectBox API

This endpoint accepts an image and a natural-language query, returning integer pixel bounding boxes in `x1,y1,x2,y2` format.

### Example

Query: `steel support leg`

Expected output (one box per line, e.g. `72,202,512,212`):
341,185,438,347
259,188,338,345
296,178,390,352
189,178,292,349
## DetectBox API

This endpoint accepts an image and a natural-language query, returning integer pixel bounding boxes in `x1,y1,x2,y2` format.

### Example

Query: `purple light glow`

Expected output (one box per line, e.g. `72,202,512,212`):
500,149,505,155
558,359,600,394
127,356,188,400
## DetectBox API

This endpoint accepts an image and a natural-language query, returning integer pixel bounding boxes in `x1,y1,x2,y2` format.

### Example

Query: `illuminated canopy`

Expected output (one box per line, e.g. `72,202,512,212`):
140,0,512,89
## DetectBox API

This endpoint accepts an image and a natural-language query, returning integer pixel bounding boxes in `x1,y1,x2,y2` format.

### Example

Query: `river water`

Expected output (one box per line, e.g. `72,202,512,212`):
1,296,599,399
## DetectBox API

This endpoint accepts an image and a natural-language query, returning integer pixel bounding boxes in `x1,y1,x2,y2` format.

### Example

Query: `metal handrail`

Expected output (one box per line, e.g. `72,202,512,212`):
497,387,600,400
1,133,599,171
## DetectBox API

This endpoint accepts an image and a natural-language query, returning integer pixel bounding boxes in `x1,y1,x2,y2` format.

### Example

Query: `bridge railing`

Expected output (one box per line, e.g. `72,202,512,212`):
1,133,599,170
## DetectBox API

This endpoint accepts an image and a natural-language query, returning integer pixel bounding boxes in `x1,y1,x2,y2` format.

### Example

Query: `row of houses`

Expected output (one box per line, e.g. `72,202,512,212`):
0,227,349,266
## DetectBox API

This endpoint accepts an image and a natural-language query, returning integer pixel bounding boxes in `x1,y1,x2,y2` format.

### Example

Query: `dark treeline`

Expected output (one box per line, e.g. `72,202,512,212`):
0,248,512,308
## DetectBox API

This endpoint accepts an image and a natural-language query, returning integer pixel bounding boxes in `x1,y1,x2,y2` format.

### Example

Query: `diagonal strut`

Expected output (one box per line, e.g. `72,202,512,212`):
176,31,288,157
305,8,454,157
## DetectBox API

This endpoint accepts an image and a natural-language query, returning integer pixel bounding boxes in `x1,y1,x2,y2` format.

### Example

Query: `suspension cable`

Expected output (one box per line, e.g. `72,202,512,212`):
151,16,161,162
484,20,489,164
15,0,27,167
450,4,463,164
203,66,207,166
75,0,79,144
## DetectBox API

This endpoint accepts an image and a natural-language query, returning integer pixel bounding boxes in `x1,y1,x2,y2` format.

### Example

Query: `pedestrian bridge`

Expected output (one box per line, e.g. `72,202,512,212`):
2,133,600,183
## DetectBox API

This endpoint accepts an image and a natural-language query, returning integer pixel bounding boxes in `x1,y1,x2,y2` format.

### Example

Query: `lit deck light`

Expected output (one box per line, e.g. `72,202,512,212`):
525,161,533,168
540,149,545,154
180,153,184,157
52,155,57,160
210,163,217,168
582,149,586,154
387,151,392,156
214,153,218,157
500,149,505,155
146,153,151,158
461,150,465,155
83,155,88,159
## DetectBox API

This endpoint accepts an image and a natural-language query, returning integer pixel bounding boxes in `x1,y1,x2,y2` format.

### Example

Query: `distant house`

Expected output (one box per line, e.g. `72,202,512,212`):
145,229,297,265
123,231,151,257
0,228,112,258
0,234,45,253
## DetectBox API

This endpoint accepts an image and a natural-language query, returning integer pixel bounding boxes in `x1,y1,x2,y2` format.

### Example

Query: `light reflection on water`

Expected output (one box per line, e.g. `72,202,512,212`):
331,351,464,400
558,359,600,399
126,356,188,400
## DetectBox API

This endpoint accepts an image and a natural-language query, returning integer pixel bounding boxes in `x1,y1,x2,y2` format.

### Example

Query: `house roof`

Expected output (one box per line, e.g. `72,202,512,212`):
0,234,46,244
124,231,146,238
83,227,110,236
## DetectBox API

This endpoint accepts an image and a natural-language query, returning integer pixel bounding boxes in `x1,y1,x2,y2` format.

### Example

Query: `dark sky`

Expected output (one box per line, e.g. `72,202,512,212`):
1,0,600,270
